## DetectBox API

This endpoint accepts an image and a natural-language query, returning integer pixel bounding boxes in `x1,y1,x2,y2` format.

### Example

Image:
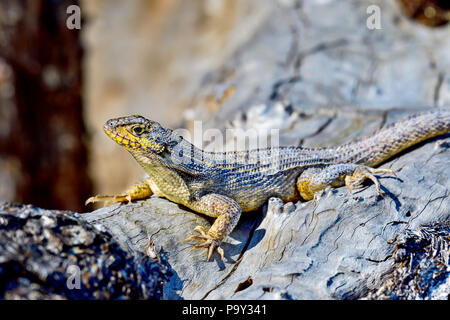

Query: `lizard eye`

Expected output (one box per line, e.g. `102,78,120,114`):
132,126,144,135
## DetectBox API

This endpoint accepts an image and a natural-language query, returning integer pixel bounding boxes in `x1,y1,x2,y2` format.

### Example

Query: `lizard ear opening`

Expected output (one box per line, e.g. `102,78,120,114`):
141,124,170,154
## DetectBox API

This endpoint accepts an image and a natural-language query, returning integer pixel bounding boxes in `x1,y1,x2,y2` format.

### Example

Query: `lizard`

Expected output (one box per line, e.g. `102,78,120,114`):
86,109,450,260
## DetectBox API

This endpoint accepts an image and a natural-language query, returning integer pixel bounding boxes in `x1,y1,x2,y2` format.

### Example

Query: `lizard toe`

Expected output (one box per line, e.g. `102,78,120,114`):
184,227,225,261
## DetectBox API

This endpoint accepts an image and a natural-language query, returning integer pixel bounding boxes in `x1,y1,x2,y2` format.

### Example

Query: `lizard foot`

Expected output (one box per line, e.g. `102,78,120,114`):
85,194,132,206
345,166,397,196
85,179,153,206
184,226,225,261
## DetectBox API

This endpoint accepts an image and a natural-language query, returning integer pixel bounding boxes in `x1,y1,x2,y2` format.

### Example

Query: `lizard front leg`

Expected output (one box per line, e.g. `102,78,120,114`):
85,178,154,206
297,164,397,201
184,193,242,261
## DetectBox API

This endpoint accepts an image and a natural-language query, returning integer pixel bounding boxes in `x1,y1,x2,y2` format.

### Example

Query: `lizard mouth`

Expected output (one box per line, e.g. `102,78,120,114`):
103,121,142,150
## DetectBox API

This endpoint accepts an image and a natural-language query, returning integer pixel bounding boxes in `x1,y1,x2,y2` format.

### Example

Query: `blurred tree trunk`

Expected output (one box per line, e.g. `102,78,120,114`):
0,0,91,211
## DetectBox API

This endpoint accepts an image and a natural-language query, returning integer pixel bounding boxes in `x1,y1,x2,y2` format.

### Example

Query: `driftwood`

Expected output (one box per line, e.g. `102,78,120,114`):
82,107,450,300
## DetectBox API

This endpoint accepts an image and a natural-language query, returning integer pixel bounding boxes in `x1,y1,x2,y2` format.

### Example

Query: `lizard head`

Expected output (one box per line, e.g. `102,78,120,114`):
103,115,170,155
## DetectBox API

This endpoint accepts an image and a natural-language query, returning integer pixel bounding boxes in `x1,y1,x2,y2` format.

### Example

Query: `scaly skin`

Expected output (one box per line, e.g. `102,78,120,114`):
86,109,450,260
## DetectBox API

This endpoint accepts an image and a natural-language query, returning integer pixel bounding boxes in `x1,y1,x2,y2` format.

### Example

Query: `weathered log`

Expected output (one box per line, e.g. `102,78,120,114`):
82,107,449,300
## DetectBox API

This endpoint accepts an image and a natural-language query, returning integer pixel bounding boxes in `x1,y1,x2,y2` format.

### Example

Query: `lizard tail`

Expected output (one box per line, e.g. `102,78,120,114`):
334,109,450,166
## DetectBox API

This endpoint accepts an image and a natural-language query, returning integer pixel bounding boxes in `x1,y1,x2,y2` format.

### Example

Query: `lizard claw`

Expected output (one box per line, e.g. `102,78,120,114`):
184,226,225,261
345,166,398,197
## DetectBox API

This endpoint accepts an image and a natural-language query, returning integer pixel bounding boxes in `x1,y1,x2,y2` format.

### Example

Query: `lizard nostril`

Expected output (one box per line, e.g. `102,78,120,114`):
104,119,117,129
104,120,116,134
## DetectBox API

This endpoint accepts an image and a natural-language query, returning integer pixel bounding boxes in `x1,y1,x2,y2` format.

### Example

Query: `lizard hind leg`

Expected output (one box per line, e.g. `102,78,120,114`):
297,164,397,201
184,193,242,261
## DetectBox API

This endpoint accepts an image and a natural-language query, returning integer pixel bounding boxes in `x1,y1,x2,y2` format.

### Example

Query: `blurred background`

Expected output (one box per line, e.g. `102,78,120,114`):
0,0,449,212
